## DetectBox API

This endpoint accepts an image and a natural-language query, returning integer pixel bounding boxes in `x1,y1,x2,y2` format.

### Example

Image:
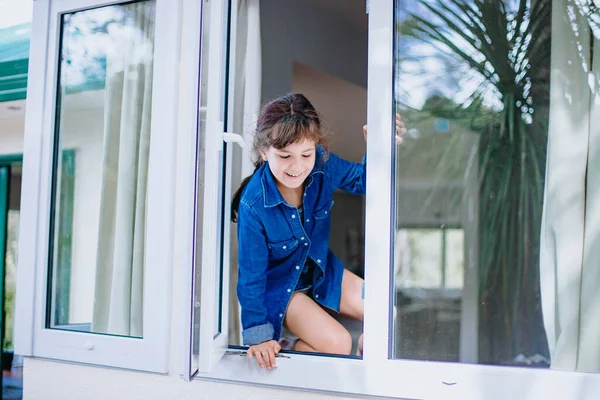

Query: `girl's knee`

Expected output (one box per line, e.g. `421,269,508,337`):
324,328,352,355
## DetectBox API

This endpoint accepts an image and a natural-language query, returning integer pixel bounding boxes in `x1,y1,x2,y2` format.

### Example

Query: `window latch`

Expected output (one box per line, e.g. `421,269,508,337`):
223,133,244,148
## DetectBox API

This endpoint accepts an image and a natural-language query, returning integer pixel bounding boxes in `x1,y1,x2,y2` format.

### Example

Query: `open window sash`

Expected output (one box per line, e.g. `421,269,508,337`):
14,0,179,373
185,0,241,375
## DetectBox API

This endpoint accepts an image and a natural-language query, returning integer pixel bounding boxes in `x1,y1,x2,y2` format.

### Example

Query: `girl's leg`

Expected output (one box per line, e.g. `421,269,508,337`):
284,292,353,355
338,269,365,355
338,269,365,320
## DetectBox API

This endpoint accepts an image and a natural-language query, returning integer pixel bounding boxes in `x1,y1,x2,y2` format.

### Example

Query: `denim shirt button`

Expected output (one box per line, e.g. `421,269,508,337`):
315,294,319,299
282,245,287,249
317,259,321,263
306,219,310,223
296,265,300,270
279,314,283,318
304,242,308,246
287,289,291,293
300,237,305,240
292,214,296,219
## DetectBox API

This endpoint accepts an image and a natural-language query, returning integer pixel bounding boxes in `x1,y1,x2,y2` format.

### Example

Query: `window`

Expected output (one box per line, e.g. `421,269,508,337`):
186,0,600,398
15,0,179,372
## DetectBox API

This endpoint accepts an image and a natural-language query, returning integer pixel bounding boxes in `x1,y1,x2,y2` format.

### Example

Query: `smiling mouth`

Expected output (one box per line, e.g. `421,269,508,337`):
285,172,303,178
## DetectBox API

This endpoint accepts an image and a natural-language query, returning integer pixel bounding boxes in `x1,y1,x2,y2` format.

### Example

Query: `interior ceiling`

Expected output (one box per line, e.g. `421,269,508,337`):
303,0,368,31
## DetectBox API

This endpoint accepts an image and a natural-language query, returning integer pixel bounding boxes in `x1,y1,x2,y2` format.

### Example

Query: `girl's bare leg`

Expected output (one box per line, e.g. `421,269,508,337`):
284,292,353,355
338,269,365,355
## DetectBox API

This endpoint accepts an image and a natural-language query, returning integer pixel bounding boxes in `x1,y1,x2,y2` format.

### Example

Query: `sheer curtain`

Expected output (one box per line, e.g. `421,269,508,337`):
540,0,599,372
91,2,155,337
228,0,262,345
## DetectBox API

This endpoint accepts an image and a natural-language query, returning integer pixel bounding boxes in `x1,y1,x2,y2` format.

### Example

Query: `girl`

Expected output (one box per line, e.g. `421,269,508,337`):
232,93,405,369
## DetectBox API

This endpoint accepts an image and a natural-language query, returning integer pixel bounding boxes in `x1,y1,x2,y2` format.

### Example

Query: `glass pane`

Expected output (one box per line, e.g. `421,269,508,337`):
48,0,156,337
392,0,561,367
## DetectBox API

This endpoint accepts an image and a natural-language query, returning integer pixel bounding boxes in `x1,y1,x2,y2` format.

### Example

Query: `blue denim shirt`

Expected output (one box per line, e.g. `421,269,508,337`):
237,145,366,345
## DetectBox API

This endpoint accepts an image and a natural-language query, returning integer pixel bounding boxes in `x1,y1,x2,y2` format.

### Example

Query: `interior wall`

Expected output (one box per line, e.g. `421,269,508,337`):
260,0,367,104
291,62,367,274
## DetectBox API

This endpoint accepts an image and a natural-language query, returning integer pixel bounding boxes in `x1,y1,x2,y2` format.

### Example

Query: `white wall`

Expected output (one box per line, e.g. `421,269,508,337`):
24,357,370,400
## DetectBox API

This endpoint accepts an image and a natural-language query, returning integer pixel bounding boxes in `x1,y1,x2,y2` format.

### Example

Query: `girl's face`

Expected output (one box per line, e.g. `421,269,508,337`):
260,138,317,190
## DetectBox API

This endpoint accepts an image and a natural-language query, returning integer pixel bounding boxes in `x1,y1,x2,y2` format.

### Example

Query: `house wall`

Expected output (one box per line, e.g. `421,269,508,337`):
24,357,368,400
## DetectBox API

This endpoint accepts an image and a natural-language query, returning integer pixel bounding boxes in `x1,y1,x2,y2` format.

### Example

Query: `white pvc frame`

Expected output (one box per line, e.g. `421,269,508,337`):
186,0,600,398
14,0,180,372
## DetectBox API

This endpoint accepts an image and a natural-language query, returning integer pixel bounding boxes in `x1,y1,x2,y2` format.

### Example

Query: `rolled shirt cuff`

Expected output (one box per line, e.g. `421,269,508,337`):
242,323,275,345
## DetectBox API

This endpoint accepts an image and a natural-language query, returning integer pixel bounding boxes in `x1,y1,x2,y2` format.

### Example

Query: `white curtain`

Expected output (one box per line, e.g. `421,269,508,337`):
228,0,262,344
92,2,155,337
540,0,599,372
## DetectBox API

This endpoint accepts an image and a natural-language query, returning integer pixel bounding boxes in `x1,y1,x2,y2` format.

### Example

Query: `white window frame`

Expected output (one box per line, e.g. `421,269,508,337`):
14,0,180,372
177,0,600,398
176,0,235,379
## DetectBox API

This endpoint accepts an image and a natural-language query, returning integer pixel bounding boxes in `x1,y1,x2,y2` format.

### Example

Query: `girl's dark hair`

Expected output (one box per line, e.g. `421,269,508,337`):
231,93,329,222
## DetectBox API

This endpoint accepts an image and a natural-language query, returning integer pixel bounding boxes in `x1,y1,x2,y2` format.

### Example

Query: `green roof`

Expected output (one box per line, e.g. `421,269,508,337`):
0,23,30,102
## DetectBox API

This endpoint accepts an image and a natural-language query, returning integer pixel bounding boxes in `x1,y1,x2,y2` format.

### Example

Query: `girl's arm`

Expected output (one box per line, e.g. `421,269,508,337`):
236,202,274,345
324,151,367,195
325,114,406,194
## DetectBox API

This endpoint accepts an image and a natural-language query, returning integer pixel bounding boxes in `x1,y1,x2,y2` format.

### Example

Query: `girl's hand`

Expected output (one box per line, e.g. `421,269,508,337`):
363,113,407,144
247,340,282,370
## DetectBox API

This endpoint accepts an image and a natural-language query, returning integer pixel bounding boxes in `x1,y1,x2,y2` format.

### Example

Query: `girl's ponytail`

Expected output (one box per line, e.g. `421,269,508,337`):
231,161,263,223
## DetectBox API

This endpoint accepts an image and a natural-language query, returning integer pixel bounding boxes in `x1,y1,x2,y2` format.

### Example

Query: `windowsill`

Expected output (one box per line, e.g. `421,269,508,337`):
195,351,600,400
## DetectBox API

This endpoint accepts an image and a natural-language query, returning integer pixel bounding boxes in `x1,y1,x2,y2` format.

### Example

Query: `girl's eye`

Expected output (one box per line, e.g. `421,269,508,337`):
278,155,290,159
302,154,312,158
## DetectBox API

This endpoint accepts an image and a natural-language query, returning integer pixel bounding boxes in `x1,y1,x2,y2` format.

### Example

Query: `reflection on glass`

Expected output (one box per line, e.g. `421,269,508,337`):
3,210,19,352
48,0,156,338
396,229,442,288
444,229,464,290
392,0,565,368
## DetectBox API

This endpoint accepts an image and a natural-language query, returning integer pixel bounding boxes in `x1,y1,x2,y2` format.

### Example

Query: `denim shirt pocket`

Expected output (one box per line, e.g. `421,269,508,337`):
267,237,300,259
313,199,334,220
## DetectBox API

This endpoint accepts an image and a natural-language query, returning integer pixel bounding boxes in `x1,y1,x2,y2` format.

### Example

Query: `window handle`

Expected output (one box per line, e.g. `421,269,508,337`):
223,132,244,148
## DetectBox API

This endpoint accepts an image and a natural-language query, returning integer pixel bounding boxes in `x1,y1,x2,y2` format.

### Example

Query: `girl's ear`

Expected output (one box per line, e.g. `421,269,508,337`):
259,149,268,161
